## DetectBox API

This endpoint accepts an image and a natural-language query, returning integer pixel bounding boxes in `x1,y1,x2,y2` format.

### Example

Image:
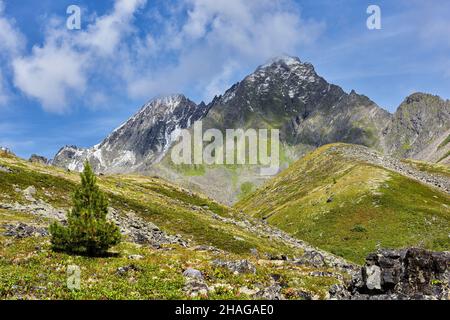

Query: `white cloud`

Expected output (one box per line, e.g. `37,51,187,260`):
9,0,323,112
12,0,146,113
127,0,325,101
0,0,25,106
13,43,88,113
0,1,24,55
77,0,146,56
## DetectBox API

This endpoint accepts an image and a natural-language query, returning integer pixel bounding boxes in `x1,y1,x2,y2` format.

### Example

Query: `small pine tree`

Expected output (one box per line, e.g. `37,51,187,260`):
50,162,121,256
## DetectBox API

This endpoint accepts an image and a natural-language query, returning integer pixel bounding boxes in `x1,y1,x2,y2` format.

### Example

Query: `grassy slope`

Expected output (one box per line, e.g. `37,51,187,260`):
0,154,293,256
401,159,450,178
0,154,344,299
236,144,450,263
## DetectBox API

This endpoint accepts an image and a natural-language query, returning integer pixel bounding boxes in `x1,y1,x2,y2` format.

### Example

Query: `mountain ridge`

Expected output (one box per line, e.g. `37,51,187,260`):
52,56,450,202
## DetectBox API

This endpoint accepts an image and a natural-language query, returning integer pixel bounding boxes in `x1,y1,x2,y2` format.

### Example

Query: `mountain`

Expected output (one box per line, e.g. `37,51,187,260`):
53,94,210,173
383,93,450,164
203,56,390,151
52,56,450,203
235,143,450,263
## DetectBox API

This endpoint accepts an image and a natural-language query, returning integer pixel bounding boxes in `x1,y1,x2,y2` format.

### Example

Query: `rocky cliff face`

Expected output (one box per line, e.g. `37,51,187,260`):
383,93,450,163
53,94,210,173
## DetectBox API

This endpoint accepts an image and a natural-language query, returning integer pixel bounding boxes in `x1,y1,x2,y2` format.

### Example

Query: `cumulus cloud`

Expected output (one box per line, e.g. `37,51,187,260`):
0,1,24,55
13,43,88,112
0,0,25,106
126,0,325,101
12,0,146,112
8,0,323,112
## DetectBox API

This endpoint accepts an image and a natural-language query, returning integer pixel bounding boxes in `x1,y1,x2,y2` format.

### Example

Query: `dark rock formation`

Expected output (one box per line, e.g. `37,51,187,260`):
331,248,449,300
29,154,48,165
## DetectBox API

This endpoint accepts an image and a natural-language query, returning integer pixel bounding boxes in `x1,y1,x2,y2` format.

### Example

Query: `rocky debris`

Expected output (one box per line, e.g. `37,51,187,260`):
207,209,357,274
128,254,144,260
331,248,450,300
0,165,12,173
309,271,344,281
334,144,450,194
183,279,209,298
182,268,204,280
2,222,48,238
29,155,48,165
22,186,37,202
0,198,187,250
294,250,326,268
212,259,257,275
116,264,141,276
182,268,209,297
254,284,284,300
107,208,187,248
0,201,67,221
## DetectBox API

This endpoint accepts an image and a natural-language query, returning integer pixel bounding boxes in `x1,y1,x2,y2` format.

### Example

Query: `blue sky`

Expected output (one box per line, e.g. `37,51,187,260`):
0,0,449,159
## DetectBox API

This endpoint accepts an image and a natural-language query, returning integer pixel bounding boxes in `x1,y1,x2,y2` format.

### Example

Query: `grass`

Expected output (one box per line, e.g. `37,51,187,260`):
0,233,340,300
401,159,450,178
0,153,349,300
238,182,255,200
0,154,301,257
236,144,450,264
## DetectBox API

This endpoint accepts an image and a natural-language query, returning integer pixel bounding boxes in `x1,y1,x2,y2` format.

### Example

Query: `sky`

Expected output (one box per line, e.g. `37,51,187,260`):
0,0,449,159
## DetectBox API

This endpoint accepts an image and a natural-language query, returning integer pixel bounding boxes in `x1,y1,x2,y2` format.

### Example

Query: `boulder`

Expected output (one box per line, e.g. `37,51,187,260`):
331,248,450,300
295,250,326,267
254,284,284,300
182,268,204,280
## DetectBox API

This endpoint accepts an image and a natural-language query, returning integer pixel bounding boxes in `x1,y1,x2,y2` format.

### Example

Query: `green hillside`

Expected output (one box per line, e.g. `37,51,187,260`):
0,152,348,299
236,144,450,263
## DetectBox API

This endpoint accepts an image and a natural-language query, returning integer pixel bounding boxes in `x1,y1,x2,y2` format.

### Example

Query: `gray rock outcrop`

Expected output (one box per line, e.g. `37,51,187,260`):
331,248,450,300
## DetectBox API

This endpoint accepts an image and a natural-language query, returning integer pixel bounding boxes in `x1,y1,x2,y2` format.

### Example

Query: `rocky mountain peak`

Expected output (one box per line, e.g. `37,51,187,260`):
53,94,210,173
251,55,317,83
401,92,445,108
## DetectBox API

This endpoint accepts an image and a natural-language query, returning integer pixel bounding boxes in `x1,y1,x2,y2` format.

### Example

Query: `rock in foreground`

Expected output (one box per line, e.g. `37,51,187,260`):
331,248,449,300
